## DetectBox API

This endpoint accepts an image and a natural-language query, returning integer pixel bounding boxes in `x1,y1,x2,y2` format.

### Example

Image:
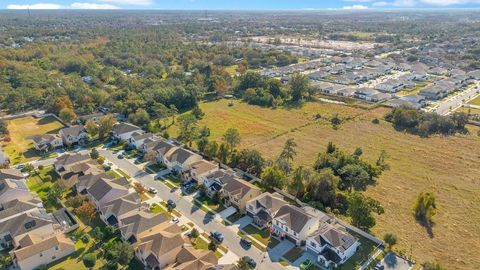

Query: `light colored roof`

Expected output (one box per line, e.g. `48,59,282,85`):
77,172,115,190
0,169,24,180
190,160,218,176
0,178,30,197
311,223,357,253
274,205,315,233
222,177,260,199
0,198,42,221
248,192,287,214
167,245,218,270
0,212,54,239
12,233,74,261
102,193,141,218
87,177,129,203
60,125,85,138
166,147,199,164
113,122,142,135
31,134,60,145
134,222,184,258
119,210,169,238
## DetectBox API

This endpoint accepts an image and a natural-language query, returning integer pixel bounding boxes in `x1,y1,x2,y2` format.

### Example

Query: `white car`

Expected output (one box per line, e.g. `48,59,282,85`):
172,217,179,224
148,187,157,194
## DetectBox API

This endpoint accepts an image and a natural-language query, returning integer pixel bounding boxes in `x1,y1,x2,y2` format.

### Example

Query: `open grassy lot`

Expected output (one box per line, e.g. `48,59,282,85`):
26,165,63,212
468,95,480,106
169,99,480,270
1,116,65,164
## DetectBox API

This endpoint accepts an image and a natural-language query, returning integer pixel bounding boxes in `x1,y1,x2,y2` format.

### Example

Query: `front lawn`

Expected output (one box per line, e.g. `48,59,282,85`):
283,247,304,263
116,168,131,179
149,203,172,218
242,224,270,245
165,174,182,187
337,231,379,270
145,162,166,173
195,195,225,212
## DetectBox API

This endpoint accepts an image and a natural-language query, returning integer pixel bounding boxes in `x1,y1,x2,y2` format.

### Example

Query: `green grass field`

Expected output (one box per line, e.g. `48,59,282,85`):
468,95,480,106
169,99,480,270
1,116,65,164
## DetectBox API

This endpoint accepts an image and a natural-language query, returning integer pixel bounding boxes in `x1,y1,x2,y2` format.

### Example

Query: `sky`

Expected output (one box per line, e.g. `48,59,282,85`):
3,0,480,10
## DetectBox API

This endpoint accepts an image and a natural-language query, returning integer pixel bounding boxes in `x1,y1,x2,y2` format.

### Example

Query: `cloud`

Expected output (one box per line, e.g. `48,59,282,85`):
343,0,375,2
71,2,119,9
99,0,153,6
343,4,369,9
370,0,480,7
7,3,60,9
372,1,389,6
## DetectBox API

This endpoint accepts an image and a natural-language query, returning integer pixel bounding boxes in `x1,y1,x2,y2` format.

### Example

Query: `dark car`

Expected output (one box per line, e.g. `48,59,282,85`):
244,256,256,268
117,154,124,159
103,164,111,171
210,231,224,243
167,199,176,208
240,237,252,247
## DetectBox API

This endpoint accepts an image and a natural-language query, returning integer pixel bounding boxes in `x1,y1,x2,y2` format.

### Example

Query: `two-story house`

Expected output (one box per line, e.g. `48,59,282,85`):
246,192,288,229
86,177,131,210
31,134,63,152
184,160,218,185
306,223,360,268
118,210,169,244
220,177,262,214
0,178,36,204
112,122,144,141
59,125,88,146
163,147,202,173
100,192,142,227
128,132,155,150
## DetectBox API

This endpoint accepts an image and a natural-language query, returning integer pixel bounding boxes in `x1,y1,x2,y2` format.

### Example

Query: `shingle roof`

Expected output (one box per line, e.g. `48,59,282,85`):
0,178,30,197
222,177,260,199
134,223,184,258
131,132,153,141
31,134,60,145
312,223,357,253
0,169,24,180
60,125,86,138
274,205,314,233
169,245,218,270
166,148,198,164
0,198,42,221
77,173,115,190
87,177,129,203
54,153,90,167
190,160,218,176
250,192,287,214
119,210,169,239
12,233,74,261
101,193,141,218
113,122,141,135
0,212,54,239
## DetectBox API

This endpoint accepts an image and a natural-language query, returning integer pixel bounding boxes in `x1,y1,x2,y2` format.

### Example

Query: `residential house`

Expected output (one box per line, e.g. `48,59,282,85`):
386,99,421,109
220,177,262,214
112,123,144,141
429,67,448,76
56,159,102,189
419,86,447,100
402,94,426,107
0,178,36,204
271,205,329,246
369,92,391,103
336,88,356,97
203,170,236,197
165,244,218,270
10,233,75,270
59,125,87,145
0,212,58,249
376,80,404,93
53,153,90,173
100,192,142,227
77,112,104,124
306,223,360,268
87,177,131,210
0,169,24,180
246,192,288,229
129,132,155,150
163,148,202,173
76,173,115,194
133,222,184,270
152,140,177,162
0,198,44,223
31,134,63,152
354,88,377,100
118,210,169,244
185,160,218,185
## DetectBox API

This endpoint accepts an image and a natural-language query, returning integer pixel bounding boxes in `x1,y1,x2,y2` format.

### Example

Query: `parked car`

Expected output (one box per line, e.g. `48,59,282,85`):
300,259,312,270
16,164,25,170
244,256,256,268
210,231,224,243
240,237,252,247
103,164,111,171
117,153,124,159
172,217,179,224
148,187,157,194
374,262,384,270
167,199,176,208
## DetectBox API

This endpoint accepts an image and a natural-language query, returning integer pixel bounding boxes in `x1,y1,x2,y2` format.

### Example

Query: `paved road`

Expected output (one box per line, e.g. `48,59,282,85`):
98,149,287,270
433,82,480,115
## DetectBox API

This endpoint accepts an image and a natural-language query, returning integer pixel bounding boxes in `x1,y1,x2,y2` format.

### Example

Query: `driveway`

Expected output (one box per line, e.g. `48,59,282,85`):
98,149,288,270
218,206,237,220
292,250,317,267
268,239,295,262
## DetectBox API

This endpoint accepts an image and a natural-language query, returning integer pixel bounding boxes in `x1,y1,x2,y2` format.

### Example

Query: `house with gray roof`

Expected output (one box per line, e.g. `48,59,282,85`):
0,178,36,204
246,192,288,229
87,177,132,210
220,177,262,214
31,134,63,152
163,147,202,173
0,198,43,223
76,172,115,194
0,169,24,180
128,132,155,150
59,125,87,145
54,153,90,173
306,223,360,268
0,212,57,248
100,192,141,227
112,122,144,141
118,210,169,244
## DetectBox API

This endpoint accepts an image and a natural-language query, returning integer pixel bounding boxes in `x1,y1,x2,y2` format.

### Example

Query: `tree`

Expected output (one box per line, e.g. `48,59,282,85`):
198,184,207,197
383,233,397,249
223,128,241,153
289,166,306,198
235,149,265,175
306,168,339,207
46,185,62,206
98,114,116,139
204,141,219,158
59,107,77,123
91,227,104,245
169,104,178,125
212,191,222,204
288,72,310,102
192,105,205,119
90,148,99,159
277,138,297,173
339,164,371,192
76,201,96,226
414,192,436,224
208,241,218,251
133,182,146,194
110,241,134,267
0,252,13,268
261,165,286,190
85,119,98,137
50,95,73,115
196,137,209,153
82,253,96,269
331,113,341,129
67,194,85,208
190,228,199,239
177,113,198,146
237,256,253,270
218,143,230,164
0,119,8,135
128,108,150,128
347,192,384,231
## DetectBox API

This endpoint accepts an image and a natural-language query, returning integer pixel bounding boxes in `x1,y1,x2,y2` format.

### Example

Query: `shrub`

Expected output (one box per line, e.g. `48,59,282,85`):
38,164,45,170
82,253,96,268
208,241,217,251
372,118,380,124
81,234,90,243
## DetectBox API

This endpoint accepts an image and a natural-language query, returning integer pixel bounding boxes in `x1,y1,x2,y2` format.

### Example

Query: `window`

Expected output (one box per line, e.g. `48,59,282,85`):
310,242,316,248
